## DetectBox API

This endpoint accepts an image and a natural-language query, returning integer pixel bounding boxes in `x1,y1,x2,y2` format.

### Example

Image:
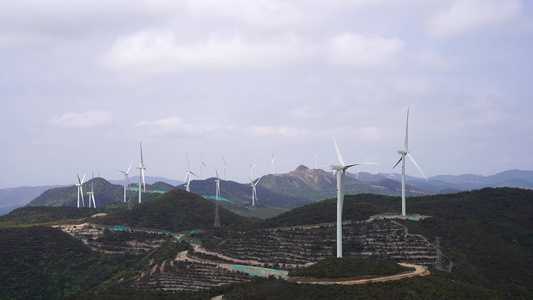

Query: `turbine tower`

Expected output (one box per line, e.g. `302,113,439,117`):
137,142,147,203
250,177,261,207
184,153,197,192
76,174,86,208
214,168,221,228
271,152,275,174
87,173,96,208
329,125,376,258
119,160,133,203
393,108,428,216
314,148,319,169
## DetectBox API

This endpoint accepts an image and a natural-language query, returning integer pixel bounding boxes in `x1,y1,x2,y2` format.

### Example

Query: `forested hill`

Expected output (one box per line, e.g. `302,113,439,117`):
262,187,532,297
93,189,256,231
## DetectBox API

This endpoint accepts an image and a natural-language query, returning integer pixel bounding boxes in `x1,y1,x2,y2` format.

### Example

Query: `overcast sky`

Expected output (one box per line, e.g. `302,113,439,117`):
1,0,532,187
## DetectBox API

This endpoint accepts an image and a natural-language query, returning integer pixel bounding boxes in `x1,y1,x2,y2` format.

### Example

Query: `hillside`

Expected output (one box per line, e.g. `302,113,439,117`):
260,166,430,202
93,188,256,231
0,226,138,299
27,177,124,208
262,187,532,297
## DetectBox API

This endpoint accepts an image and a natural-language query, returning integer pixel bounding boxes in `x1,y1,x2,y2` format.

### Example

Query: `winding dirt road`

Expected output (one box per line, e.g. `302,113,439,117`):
176,245,430,285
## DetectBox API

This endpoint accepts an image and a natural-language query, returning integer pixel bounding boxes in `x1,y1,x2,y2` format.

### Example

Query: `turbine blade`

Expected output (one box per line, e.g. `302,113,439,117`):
255,177,261,184
222,156,227,166
215,168,219,179
81,174,86,184
127,160,133,174
140,142,144,165
77,174,81,184
406,153,428,181
405,108,409,151
328,116,346,166
332,134,346,166
393,156,403,169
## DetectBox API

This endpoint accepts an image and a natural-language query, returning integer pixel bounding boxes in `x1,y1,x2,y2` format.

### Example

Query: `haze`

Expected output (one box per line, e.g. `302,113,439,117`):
1,0,532,187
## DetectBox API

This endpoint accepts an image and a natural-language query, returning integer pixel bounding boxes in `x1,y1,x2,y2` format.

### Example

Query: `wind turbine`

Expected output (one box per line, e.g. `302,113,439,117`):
137,142,147,203
215,168,221,200
76,174,86,208
222,156,228,180
271,152,275,174
119,160,133,203
314,148,319,169
200,153,206,179
184,153,197,192
329,124,376,258
249,163,257,180
393,108,428,216
250,177,261,207
214,168,221,228
87,173,96,208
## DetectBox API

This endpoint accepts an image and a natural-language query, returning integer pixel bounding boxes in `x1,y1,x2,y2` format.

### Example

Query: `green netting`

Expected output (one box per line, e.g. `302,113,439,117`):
203,195,230,202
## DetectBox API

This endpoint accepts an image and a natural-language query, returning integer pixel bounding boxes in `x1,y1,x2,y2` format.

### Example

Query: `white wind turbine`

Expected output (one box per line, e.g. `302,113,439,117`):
393,108,428,216
137,142,147,203
250,177,261,207
215,168,221,200
329,124,377,258
249,163,257,180
214,168,221,228
119,160,133,203
87,173,96,208
271,152,275,174
76,174,86,208
200,152,206,179
222,156,228,180
184,153,197,192
314,148,319,169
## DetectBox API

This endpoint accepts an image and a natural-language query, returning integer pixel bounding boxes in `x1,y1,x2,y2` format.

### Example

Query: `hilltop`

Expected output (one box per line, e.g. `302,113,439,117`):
93,188,255,231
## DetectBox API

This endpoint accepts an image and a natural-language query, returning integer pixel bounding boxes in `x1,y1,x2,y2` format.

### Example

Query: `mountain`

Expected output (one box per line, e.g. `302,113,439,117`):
0,185,62,215
260,165,429,201
109,176,183,186
428,169,533,190
26,177,124,208
260,187,532,298
1,187,531,299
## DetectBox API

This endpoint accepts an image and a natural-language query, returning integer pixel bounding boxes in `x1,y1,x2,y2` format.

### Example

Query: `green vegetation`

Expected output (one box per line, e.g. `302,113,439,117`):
0,187,530,299
0,206,98,225
289,257,412,278
93,189,255,231
140,237,190,268
0,226,138,300
218,276,500,300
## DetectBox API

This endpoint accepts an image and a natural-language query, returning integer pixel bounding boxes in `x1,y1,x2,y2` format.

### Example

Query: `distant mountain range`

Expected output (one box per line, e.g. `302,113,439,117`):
2,167,532,216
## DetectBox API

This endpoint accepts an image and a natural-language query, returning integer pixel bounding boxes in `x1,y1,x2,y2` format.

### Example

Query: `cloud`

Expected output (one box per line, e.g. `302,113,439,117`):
245,125,316,138
101,30,307,73
49,110,112,128
187,0,305,28
138,117,210,137
326,33,405,68
428,0,521,39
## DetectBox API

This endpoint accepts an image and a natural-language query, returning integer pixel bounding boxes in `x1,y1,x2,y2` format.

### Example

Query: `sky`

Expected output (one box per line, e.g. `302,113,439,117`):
1,0,532,187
